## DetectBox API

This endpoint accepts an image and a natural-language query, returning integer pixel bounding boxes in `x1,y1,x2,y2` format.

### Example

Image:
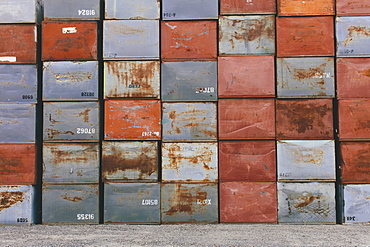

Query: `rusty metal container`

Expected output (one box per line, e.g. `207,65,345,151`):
277,140,336,182
0,103,35,143
42,21,97,61
0,0,42,23
277,57,335,98
162,0,218,20
105,0,160,20
277,16,334,57
42,143,99,184
218,99,275,139
43,102,99,142
0,185,34,225
278,0,334,16
161,61,217,102
337,0,370,16
162,102,217,142
337,17,370,57
102,141,158,182
276,99,333,140
42,184,99,224
219,15,275,56
343,184,370,224
0,24,37,64
161,183,218,223
220,182,277,223
0,65,37,103
104,61,160,99
220,0,276,15
218,56,275,98
104,183,160,224
161,21,217,60
104,100,161,140
162,142,218,183
103,20,159,60
341,142,370,184
219,141,276,182
44,0,100,20
43,61,98,101
278,182,336,224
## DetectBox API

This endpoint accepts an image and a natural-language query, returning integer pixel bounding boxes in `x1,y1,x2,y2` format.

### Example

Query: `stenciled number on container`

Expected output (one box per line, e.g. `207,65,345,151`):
76,128,96,134
164,13,176,17
197,199,212,205
17,218,28,222
22,95,34,99
142,131,160,137
78,10,96,16
81,92,94,97
196,87,215,94
141,199,158,206
77,214,95,220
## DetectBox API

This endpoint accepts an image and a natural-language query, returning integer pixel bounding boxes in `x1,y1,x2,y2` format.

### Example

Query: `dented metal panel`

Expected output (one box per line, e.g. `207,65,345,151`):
162,0,218,20
343,184,370,224
105,0,160,20
102,141,158,182
278,0,335,16
337,0,370,16
0,0,42,23
341,142,370,184
278,182,336,224
277,57,335,98
44,0,100,20
220,0,276,15
104,183,160,224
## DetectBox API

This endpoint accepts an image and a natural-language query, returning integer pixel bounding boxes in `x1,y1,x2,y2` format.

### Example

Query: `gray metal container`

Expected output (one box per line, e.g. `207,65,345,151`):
162,102,217,142
0,0,42,23
103,20,159,60
105,0,160,20
343,184,370,225
42,184,99,224
162,142,218,183
0,65,37,103
337,17,370,57
278,182,336,224
0,103,35,143
43,143,100,184
0,185,34,225
43,102,99,142
161,61,218,102
44,0,100,20
162,0,218,20
104,183,160,224
277,140,336,181
277,57,335,98
43,61,98,101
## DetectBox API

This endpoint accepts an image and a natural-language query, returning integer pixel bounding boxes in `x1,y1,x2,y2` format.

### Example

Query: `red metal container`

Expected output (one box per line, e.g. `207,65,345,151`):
276,99,333,139
337,0,370,16
276,16,334,57
278,0,335,16
218,56,275,98
220,182,277,223
220,0,276,15
219,141,276,182
161,21,217,60
341,142,370,184
218,99,275,139
42,21,97,61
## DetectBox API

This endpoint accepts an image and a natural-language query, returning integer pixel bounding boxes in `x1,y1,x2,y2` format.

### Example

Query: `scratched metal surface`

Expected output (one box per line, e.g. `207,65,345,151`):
0,0,41,23
340,142,370,183
44,0,100,20
105,0,160,20
220,0,276,15
343,184,370,225
336,0,370,16
162,0,218,20
278,0,334,16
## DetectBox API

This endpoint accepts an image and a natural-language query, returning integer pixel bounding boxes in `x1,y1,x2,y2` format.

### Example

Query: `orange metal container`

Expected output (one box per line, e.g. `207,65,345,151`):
218,56,275,98
337,58,370,99
276,16,334,57
220,182,277,223
161,21,217,60
337,0,370,16
42,21,97,61
219,141,276,182
278,0,335,16
341,142,370,184
0,144,36,185
104,100,161,140
0,24,37,64
220,0,276,15
218,99,275,139
276,99,333,139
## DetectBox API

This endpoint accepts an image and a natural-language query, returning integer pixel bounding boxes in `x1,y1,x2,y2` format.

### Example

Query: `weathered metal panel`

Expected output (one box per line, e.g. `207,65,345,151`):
218,99,275,139
43,61,98,101
277,16,335,57
104,61,160,99
277,140,336,181
103,20,159,60
102,141,158,182
219,15,275,56
220,0,276,15
42,184,99,224
0,144,36,185
161,183,218,223
337,17,370,57
0,103,35,143
161,21,217,60
277,57,335,98
0,0,41,23
42,143,99,184
343,184,370,224
105,0,160,20
0,65,37,103
162,0,218,20
218,56,275,98
161,61,217,102
341,142,370,184
337,0,370,16
220,182,277,223
278,0,334,16
44,0,100,20
104,183,160,224
219,141,276,182
162,102,217,142
276,99,333,140
43,102,99,142
0,185,34,225
278,182,336,224
42,21,98,61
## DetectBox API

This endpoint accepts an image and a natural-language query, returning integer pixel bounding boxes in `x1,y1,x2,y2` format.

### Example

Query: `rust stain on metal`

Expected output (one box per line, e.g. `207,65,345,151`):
77,108,91,123
343,26,370,47
0,191,24,211
45,129,76,139
295,195,319,208
61,194,83,202
359,69,370,77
